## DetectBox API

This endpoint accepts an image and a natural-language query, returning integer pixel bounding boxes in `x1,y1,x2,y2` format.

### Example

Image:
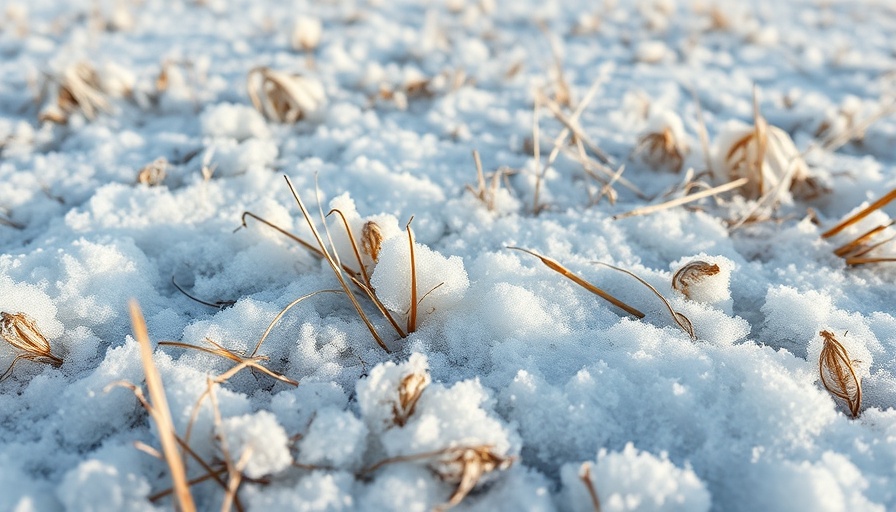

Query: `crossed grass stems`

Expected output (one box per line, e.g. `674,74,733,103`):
112,302,516,512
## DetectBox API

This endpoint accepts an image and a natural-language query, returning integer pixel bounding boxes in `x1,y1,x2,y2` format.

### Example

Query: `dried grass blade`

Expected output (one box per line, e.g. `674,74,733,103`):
613,178,748,220
327,208,370,284
844,256,896,266
507,247,644,318
406,217,418,333
579,462,602,512
689,85,713,179
171,277,235,309
832,222,894,257
532,94,544,214
284,176,390,352
239,211,323,258
129,300,196,512
818,330,862,418
250,289,341,357
822,188,896,238
593,262,696,339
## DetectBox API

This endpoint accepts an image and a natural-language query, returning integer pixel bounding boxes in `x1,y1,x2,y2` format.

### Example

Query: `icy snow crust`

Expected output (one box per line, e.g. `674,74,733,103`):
2,0,896,510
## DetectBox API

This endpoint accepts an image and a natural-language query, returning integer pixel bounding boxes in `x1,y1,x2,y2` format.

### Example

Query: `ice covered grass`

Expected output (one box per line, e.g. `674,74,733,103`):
2,0,896,510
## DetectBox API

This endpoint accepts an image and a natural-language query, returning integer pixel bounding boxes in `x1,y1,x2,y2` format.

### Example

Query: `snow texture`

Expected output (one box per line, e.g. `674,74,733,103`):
2,0,896,510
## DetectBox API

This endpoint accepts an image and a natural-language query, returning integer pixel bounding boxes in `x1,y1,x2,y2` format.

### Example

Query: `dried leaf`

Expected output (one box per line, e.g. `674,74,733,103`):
818,330,862,418
0,311,63,381
672,261,721,299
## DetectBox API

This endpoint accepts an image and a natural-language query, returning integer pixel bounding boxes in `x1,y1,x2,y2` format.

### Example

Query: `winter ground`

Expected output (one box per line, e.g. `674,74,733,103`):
2,0,896,511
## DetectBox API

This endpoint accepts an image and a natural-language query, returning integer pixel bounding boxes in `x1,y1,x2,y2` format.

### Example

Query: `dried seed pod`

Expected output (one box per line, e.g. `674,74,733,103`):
672,261,721,299
430,446,514,511
247,67,326,123
361,221,384,263
818,330,862,418
631,110,688,173
137,157,168,186
1,311,63,381
38,62,110,123
392,367,430,427
713,94,812,200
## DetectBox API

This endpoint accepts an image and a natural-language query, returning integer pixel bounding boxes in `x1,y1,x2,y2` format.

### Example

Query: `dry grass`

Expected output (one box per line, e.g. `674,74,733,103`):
126,301,196,511
137,157,168,186
158,338,298,387
392,366,430,427
612,177,748,220
361,445,514,511
247,67,324,123
283,176,392,351
171,276,236,310
465,150,510,211
0,207,25,230
507,247,644,318
593,262,696,340
632,126,686,173
38,62,110,123
579,462,602,512
818,330,862,418
822,188,896,265
0,311,63,381
672,261,721,299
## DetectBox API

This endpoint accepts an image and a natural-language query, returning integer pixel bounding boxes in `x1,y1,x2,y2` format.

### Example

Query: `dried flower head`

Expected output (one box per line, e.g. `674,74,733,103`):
247,67,326,123
430,446,515,511
361,221,384,263
1,311,63,381
818,330,862,418
392,367,430,427
714,91,815,201
672,261,720,299
39,62,110,123
634,122,687,173
137,157,168,186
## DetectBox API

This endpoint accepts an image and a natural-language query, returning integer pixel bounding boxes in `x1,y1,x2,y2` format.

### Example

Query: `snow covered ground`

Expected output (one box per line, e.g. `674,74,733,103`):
2,0,896,510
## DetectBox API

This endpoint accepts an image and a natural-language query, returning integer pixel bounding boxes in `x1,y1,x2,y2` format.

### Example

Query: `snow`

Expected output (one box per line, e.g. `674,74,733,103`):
2,0,896,510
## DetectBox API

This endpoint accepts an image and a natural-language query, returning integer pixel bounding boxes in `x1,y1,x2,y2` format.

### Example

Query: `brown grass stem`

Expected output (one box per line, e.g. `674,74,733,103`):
507,247,644,318
284,175,390,352
822,188,896,239
129,300,196,512
613,178,748,220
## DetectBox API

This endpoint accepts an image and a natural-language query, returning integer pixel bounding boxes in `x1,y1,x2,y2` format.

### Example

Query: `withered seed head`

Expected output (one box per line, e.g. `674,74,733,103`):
137,157,168,186
1,311,63,381
361,221,384,263
430,445,515,511
392,369,430,427
672,261,721,299
818,330,862,418
635,127,685,173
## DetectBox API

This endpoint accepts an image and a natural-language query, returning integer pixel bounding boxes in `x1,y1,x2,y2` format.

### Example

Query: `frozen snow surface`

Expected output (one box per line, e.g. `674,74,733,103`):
2,0,896,510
